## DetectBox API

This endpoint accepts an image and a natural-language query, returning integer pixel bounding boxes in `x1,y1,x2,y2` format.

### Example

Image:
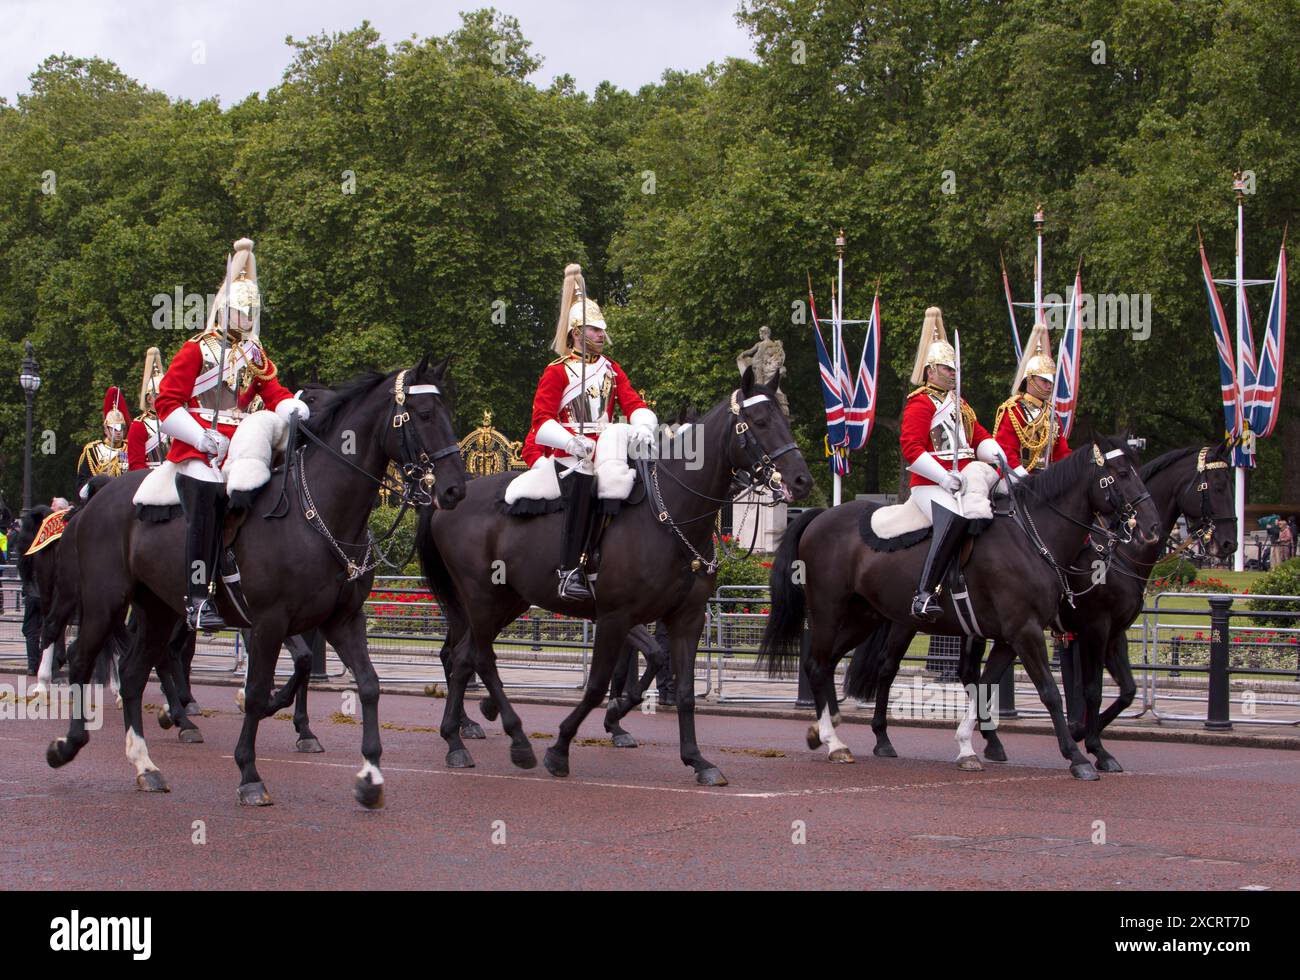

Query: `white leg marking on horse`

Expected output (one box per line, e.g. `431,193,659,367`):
955,691,978,760
32,645,55,699
819,706,849,757
125,729,159,776
358,760,384,785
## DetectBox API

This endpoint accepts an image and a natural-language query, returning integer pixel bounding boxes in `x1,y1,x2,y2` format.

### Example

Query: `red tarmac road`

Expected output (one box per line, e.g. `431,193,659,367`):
2,680,1298,890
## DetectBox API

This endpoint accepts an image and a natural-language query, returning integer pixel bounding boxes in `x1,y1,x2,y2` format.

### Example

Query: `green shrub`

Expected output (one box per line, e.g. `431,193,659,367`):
716,547,772,589
1247,558,1300,628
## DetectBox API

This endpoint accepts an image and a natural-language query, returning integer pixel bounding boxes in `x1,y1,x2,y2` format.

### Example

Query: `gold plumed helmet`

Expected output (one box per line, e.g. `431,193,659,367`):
910,306,952,385
1012,322,1056,395
102,387,128,440
139,346,163,411
551,262,609,356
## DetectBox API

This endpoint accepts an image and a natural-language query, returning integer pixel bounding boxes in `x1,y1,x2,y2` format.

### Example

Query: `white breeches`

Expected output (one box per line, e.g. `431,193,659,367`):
909,485,960,523
176,457,225,483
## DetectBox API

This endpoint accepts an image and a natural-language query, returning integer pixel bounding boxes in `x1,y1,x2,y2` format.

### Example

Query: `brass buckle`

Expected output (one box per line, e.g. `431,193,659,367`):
393,411,410,428
735,421,749,435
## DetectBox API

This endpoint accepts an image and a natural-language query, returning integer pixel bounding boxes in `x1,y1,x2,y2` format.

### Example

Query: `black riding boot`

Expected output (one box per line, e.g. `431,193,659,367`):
911,503,970,622
176,473,228,632
557,471,596,601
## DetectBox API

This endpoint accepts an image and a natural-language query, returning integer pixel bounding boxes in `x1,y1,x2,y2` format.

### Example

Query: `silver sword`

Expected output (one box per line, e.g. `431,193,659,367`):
952,328,965,517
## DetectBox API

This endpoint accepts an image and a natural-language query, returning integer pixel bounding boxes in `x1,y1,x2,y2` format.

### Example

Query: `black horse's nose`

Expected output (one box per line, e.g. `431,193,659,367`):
790,472,813,500
440,483,465,509
1222,537,1238,556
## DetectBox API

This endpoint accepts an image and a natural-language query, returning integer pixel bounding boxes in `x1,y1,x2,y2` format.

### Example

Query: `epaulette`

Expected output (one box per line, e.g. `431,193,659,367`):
133,411,155,423
993,395,1020,435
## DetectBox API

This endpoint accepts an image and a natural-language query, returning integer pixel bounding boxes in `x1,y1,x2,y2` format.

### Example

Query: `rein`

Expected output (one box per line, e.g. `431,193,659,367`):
647,390,797,573
290,370,459,581
1006,446,1146,607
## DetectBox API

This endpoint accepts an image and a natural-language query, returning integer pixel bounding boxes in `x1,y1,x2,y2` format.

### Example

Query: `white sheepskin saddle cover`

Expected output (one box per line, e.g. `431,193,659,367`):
869,461,999,538
131,410,290,507
503,422,638,506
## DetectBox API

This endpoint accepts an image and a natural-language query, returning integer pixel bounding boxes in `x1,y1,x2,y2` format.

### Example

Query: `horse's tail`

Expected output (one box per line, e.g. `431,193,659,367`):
757,507,824,678
416,508,467,635
843,621,893,701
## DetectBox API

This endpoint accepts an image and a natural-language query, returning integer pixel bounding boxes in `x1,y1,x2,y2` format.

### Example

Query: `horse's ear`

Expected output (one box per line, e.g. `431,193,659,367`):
429,354,451,382
741,365,755,395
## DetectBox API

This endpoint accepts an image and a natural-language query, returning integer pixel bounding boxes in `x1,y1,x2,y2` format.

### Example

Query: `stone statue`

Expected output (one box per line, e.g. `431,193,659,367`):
737,325,790,417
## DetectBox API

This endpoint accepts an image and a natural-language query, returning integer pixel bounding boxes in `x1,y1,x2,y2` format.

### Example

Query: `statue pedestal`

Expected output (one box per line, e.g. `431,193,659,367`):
731,490,787,554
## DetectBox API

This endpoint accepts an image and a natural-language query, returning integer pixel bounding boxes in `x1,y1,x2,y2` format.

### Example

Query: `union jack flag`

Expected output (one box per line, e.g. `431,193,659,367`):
1198,236,1246,463
1053,268,1083,438
1246,241,1288,439
809,284,848,472
846,289,880,451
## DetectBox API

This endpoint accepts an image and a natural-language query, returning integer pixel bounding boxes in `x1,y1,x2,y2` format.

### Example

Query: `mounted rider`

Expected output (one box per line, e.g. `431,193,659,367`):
128,346,170,471
900,307,1009,621
153,238,309,632
993,322,1071,474
77,387,130,498
522,263,657,601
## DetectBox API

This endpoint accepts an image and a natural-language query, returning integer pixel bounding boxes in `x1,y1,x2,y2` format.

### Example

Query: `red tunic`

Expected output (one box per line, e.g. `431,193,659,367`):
993,397,1071,471
127,415,160,471
155,335,294,465
899,387,992,489
521,355,648,466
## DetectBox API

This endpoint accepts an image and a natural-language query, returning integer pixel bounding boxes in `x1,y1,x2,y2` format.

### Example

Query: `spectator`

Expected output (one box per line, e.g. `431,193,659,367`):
0,526,7,561
1277,520,1294,569
1289,517,1299,560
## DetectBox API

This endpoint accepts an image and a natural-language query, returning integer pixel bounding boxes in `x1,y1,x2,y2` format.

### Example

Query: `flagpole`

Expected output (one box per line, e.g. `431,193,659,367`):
1233,174,1248,571
834,229,846,506
1034,205,1045,325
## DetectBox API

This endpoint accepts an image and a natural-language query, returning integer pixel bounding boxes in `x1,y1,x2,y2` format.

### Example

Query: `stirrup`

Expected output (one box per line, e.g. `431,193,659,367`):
186,596,227,633
911,590,942,622
556,567,592,601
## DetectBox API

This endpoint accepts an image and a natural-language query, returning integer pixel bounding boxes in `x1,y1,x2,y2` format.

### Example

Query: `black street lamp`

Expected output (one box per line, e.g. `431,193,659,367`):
20,340,41,510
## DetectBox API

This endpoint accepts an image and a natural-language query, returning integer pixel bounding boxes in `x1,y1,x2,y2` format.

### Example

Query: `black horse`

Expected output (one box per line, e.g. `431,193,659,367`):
966,442,1238,770
43,356,466,807
420,370,813,784
760,435,1162,780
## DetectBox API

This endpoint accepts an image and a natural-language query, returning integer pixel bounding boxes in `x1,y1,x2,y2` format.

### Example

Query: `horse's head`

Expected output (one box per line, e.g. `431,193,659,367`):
380,354,467,511
726,367,813,501
1177,441,1237,559
1087,434,1161,545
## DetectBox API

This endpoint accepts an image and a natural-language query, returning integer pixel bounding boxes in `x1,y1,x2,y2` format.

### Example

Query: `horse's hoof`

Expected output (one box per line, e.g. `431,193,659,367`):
1070,761,1101,781
460,720,486,740
695,767,729,787
295,737,324,754
873,743,897,758
543,748,569,778
831,712,842,727
46,739,73,769
115,696,124,710
957,754,984,772
446,748,475,769
237,781,273,806
983,744,1008,763
136,770,170,793
1093,754,1124,773
805,725,822,750
610,732,638,749
510,744,538,769
185,701,201,715
178,728,204,744
354,775,385,810
479,697,499,722
157,711,174,731
235,690,245,714
828,747,855,764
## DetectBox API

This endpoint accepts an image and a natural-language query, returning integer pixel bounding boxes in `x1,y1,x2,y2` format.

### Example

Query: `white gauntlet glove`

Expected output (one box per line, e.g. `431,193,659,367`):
564,436,595,460
629,424,656,458
942,471,966,494
197,429,227,458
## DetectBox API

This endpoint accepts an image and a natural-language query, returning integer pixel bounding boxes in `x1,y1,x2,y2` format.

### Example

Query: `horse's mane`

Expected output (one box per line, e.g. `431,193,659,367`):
1015,435,1133,504
1140,446,1197,481
302,371,389,437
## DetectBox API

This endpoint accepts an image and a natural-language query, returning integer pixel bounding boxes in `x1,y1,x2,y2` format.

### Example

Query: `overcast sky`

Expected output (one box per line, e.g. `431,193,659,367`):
2,0,758,105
